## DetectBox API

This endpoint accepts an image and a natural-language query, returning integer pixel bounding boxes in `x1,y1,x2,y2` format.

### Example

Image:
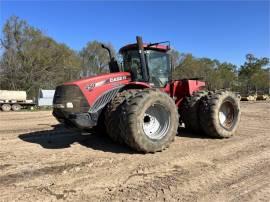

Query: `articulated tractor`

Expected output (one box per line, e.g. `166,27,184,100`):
53,36,241,153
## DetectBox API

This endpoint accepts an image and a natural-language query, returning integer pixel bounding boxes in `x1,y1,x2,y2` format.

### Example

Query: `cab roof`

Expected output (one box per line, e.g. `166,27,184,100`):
119,43,170,53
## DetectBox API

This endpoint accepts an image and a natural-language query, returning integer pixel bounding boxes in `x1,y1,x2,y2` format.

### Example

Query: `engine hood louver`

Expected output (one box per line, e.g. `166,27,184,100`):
89,88,120,113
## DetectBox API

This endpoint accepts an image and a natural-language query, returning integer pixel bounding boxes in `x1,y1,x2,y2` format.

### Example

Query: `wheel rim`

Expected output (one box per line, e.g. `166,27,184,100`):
142,104,171,140
13,105,20,110
2,104,11,111
218,101,235,129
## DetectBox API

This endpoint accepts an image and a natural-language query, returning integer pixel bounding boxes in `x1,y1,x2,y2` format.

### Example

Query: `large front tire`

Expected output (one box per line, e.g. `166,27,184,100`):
199,91,241,138
119,89,179,153
105,90,137,143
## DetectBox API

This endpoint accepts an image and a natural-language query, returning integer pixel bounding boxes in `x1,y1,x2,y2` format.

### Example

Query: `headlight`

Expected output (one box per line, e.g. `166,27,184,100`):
66,102,74,108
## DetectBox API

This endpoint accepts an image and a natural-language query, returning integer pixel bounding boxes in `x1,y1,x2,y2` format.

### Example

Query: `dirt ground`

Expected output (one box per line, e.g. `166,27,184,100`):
0,102,269,202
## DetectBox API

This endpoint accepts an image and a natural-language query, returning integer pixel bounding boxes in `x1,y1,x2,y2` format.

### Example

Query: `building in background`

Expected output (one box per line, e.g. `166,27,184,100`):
37,89,55,107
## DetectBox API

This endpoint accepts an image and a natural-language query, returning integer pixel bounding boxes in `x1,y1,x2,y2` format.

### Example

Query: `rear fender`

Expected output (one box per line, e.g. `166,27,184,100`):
167,79,206,106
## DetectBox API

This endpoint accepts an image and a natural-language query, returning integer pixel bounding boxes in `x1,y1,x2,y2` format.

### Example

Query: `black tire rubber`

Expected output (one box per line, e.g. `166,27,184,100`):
1,104,11,112
92,109,107,136
179,91,208,132
119,89,179,153
199,90,241,138
105,90,138,143
11,104,22,111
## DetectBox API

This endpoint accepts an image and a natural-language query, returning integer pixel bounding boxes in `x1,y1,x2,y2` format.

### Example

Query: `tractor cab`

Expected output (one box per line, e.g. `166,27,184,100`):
104,36,171,87
120,42,171,87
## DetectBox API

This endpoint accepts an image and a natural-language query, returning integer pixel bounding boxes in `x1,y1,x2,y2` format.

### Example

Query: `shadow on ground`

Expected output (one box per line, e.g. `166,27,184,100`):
19,124,134,154
177,127,213,139
19,125,211,154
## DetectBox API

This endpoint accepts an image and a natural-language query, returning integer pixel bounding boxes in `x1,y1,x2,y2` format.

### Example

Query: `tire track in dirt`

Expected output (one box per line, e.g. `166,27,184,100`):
0,163,83,186
188,152,270,202
103,147,269,201
2,117,267,201
0,102,269,201
222,169,270,202
0,115,52,121
0,156,123,187
73,127,268,194
101,131,270,201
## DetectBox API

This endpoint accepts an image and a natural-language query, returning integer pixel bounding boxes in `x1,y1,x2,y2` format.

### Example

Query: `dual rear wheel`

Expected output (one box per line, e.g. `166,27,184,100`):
180,90,241,138
199,91,241,138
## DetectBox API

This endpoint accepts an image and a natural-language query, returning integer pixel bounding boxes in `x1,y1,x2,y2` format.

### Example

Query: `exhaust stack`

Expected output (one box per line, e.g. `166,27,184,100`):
136,36,149,81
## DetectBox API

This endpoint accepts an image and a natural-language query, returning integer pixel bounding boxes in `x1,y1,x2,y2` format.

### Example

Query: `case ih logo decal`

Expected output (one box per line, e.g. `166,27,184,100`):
86,76,127,91
109,76,127,83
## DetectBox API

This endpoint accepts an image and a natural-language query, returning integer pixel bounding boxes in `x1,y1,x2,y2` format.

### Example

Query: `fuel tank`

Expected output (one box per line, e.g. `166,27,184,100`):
53,72,131,129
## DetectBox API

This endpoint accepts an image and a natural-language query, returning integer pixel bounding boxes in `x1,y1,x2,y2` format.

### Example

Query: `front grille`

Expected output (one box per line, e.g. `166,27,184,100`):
89,88,120,113
54,85,82,100
53,85,89,113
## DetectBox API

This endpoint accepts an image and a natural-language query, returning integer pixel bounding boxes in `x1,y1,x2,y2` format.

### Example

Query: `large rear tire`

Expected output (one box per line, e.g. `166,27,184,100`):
179,91,208,132
105,90,138,143
119,89,179,153
199,91,241,138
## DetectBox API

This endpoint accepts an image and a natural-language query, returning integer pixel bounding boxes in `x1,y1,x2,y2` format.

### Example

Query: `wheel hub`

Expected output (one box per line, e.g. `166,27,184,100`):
218,101,235,129
142,104,170,140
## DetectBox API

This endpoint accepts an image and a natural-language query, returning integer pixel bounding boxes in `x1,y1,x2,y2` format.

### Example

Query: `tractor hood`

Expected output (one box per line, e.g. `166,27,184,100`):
52,72,131,129
63,72,131,106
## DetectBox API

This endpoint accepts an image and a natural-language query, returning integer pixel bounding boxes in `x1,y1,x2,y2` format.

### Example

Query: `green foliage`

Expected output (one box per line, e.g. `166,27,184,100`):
0,16,80,97
80,41,116,76
0,16,269,98
169,49,181,68
238,54,269,93
213,62,237,90
173,54,237,90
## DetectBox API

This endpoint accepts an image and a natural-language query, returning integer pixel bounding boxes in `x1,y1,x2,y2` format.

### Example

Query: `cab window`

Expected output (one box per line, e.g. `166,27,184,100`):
146,50,170,87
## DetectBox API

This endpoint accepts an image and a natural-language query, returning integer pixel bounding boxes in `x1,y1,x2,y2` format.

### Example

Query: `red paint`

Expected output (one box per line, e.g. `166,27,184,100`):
62,71,205,108
163,79,206,106
119,43,170,53
64,72,131,106
125,81,152,89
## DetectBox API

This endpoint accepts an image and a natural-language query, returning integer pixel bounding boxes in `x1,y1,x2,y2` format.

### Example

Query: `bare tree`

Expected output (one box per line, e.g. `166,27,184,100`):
80,41,116,77
0,16,81,97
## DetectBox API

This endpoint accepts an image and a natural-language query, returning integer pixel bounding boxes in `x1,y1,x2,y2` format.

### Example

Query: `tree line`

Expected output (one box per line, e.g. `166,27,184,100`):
172,53,269,94
0,16,269,98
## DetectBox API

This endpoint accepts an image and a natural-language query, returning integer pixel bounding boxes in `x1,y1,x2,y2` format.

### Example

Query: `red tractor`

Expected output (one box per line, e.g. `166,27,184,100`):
53,36,241,153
